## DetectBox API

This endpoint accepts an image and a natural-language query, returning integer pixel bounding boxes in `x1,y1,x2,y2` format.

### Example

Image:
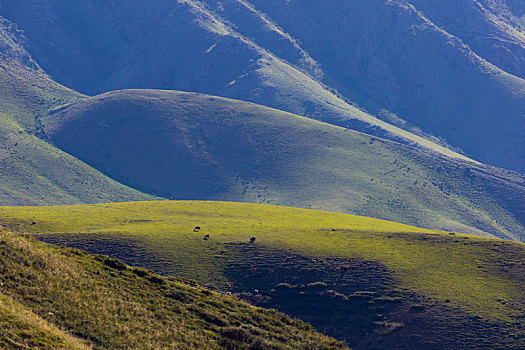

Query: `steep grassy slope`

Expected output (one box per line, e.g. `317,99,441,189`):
0,20,154,205
1,201,524,349
237,0,525,172
0,1,471,161
0,292,88,349
43,89,525,240
0,226,345,349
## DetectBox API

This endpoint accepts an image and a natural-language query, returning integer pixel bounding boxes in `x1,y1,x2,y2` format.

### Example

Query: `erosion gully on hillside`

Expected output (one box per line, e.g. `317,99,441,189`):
35,232,525,350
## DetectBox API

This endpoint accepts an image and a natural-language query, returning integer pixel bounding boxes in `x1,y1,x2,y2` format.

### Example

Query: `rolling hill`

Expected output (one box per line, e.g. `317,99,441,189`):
1,201,523,349
42,89,525,241
0,225,345,349
0,19,154,205
0,0,477,163
1,0,524,172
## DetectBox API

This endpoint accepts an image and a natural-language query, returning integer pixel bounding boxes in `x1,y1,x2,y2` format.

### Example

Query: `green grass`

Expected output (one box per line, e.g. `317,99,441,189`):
1,201,523,348
0,226,346,349
45,89,525,241
0,292,89,349
0,47,155,205
0,0,478,163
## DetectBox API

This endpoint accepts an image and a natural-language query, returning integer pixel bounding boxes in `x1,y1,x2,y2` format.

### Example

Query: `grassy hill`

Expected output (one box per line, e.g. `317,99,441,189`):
0,1,473,162
0,225,345,349
1,201,523,349
0,19,154,205
2,1,525,172
43,89,525,240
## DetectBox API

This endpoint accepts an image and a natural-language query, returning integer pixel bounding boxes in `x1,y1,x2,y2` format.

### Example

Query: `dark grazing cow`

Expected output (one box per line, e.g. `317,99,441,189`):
250,237,256,243
194,226,201,232
204,234,210,240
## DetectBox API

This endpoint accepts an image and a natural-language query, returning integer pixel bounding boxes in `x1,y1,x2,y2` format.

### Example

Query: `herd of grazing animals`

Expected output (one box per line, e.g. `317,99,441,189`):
194,226,256,243
193,226,352,277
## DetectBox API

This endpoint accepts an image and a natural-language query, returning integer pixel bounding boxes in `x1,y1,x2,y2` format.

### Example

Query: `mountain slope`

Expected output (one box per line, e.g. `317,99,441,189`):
0,19,154,205
0,226,346,349
43,89,525,240
408,0,525,80
2,0,525,172
2,201,524,349
0,1,471,162
229,0,525,172
0,292,88,349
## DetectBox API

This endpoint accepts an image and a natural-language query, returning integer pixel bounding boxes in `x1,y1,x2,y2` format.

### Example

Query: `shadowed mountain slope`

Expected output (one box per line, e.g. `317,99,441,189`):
0,19,154,205
2,201,524,349
0,0,472,162
226,0,525,172
43,89,525,240
1,0,524,172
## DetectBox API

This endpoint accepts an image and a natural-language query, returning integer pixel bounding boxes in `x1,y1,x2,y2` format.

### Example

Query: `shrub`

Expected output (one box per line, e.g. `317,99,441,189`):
104,258,127,271
221,326,250,342
306,281,328,289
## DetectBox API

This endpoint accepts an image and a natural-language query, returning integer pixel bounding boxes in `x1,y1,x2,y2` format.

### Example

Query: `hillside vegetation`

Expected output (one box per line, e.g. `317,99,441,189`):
0,0,473,161
0,19,154,205
0,225,345,349
44,89,525,240
2,0,525,172
1,201,524,349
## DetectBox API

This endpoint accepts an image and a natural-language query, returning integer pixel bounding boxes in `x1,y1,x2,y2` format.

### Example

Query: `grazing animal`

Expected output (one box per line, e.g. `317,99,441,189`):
194,226,201,232
250,268,257,273
31,221,36,225
204,234,210,240
250,237,256,243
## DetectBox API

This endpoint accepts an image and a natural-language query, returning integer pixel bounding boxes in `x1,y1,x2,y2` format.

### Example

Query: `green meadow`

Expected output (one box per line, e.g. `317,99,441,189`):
2,201,523,348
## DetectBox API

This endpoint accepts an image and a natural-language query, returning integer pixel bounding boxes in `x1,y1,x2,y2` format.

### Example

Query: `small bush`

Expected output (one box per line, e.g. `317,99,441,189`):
221,326,250,342
148,275,165,285
132,267,150,277
305,281,328,289
249,338,273,350
104,258,127,271
274,283,296,290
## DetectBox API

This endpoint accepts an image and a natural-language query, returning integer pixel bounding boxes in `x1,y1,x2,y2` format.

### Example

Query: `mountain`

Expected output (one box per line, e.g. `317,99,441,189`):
0,18,153,205
2,200,523,349
0,0,474,162
41,89,525,241
0,225,345,349
1,0,524,172
409,0,525,80
211,0,525,173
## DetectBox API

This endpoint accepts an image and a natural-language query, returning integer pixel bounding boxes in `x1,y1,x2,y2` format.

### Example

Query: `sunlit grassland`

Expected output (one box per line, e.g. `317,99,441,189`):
1,200,523,324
